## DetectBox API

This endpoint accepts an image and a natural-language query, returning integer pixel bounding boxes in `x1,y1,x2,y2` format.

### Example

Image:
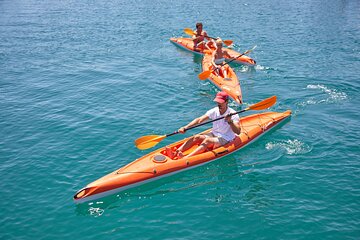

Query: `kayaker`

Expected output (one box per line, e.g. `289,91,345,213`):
212,38,232,79
193,22,210,51
166,91,241,159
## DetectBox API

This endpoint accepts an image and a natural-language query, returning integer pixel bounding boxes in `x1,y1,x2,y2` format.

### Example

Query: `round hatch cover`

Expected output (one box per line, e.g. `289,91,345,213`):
153,155,167,163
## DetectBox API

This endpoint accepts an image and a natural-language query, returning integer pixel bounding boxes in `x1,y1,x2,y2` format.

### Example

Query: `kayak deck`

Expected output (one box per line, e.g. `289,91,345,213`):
74,110,291,203
202,53,242,104
170,37,256,66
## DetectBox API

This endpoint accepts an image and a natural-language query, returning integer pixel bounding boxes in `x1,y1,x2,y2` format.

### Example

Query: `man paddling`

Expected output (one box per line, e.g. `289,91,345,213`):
193,22,210,51
166,92,241,159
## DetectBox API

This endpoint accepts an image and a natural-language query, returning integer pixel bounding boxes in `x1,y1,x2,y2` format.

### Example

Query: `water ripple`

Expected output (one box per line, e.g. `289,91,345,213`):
1,0,360,239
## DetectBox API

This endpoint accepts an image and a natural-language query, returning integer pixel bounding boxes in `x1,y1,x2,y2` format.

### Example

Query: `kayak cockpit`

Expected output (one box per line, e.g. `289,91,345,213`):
159,135,241,161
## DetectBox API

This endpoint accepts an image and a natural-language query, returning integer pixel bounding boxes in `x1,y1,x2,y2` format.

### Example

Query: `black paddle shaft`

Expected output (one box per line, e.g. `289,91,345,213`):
165,108,247,137
220,53,246,66
219,46,256,67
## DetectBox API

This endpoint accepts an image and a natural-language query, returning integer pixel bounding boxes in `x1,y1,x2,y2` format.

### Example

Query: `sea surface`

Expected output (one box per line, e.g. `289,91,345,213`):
1,0,359,239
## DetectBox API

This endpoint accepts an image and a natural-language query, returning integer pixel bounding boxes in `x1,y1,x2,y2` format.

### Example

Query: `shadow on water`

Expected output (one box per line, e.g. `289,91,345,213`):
192,54,202,64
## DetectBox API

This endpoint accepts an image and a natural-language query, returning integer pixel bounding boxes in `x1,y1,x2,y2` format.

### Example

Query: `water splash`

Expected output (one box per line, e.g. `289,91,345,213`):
304,84,347,105
254,64,266,71
237,65,251,73
266,139,312,155
88,207,104,217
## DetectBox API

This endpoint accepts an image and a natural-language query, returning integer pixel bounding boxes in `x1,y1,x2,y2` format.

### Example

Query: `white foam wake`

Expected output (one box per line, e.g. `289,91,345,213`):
306,84,347,103
266,139,311,155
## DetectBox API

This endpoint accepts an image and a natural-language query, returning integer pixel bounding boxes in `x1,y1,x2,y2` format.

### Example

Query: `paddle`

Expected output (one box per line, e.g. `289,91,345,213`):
198,45,257,80
184,28,233,46
135,95,276,150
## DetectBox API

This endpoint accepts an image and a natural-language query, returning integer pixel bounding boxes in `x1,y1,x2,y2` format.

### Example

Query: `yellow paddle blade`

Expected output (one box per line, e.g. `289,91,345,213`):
198,70,211,80
135,135,166,150
247,96,277,111
184,28,195,36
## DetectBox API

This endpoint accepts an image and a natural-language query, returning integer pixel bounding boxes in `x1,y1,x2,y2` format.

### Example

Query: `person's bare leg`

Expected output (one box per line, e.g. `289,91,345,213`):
185,137,216,158
175,134,206,158
223,66,230,80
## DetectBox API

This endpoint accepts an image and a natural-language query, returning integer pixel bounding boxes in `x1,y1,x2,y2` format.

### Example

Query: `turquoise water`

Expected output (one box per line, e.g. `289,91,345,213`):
1,0,359,239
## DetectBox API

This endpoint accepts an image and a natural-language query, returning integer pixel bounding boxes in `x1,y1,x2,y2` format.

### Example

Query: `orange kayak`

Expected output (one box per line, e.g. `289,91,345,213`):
170,37,256,66
74,110,291,203
202,53,243,104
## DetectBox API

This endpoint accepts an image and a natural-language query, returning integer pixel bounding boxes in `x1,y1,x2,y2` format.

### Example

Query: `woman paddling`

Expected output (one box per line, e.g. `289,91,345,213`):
211,38,232,79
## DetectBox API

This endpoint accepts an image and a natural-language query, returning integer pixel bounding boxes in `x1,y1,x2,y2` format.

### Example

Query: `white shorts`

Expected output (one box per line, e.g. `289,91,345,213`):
203,132,229,147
